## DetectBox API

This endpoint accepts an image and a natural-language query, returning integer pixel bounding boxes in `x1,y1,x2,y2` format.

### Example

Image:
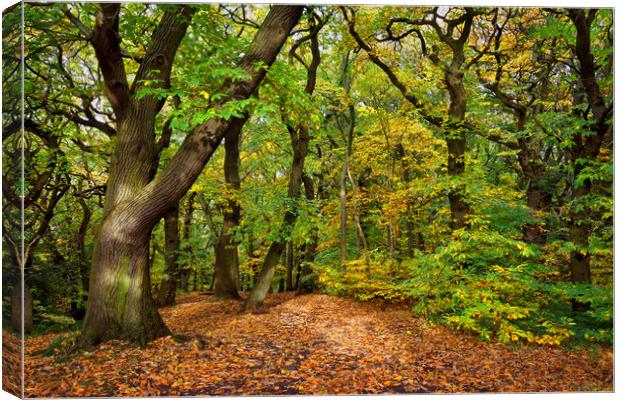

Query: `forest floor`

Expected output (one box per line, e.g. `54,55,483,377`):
11,292,614,396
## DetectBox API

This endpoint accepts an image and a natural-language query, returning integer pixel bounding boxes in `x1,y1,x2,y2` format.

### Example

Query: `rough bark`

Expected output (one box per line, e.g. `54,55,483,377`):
443,34,471,231
80,4,194,347
80,5,304,346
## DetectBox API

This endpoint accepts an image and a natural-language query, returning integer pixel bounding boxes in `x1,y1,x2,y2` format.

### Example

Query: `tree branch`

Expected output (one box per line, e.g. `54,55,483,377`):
90,3,131,117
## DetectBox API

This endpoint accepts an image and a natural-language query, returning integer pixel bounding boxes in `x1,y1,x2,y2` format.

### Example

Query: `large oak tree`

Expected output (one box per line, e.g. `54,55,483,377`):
75,4,304,346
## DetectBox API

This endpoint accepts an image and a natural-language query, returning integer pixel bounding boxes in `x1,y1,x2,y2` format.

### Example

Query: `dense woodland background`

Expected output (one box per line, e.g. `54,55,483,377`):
2,3,613,356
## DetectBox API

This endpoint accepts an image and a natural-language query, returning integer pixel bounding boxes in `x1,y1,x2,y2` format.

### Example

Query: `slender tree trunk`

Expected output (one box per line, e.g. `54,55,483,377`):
155,205,180,306
294,255,302,291
179,192,196,292
285,240,294,291
339,160,348,266
247,232,260,285
296,174,318,293
406,219,414,257
347,166,370,268
179,270,190,292
339,51,369,268
11,281,33,334
383,122,395,259
213,118,246,299
11,254,33,334
213,241,240,297
193,268,199,291
208,271,215,291
338,53,352,268
76,197,91,295
68,196,92,320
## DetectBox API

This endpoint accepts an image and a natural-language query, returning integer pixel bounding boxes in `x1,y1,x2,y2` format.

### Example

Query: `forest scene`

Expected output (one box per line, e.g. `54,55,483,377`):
1,2,614,397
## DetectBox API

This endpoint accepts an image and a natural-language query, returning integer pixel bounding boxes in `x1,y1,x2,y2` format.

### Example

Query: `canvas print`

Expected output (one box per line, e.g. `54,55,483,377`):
2,2,613,397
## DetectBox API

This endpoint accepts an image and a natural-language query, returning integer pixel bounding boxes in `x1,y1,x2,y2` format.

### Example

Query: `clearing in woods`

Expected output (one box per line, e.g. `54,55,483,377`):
20,293,612,396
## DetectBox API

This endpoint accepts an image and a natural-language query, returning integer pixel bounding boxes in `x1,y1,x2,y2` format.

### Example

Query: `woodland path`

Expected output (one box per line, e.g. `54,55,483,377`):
21,293,612,396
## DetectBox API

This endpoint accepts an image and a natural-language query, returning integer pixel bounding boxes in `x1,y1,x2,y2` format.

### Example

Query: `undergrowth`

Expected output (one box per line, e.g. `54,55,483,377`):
317,229,612,348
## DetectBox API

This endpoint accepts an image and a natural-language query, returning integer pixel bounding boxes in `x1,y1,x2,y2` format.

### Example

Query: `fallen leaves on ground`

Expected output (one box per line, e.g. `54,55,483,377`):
2,330,22,397
22,292,612,397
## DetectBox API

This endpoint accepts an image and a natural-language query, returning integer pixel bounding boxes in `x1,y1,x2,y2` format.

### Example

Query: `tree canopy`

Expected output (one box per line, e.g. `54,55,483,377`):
1,4,613,395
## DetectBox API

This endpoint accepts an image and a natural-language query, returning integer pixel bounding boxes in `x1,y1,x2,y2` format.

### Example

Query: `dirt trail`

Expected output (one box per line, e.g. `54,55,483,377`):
20,293,612,397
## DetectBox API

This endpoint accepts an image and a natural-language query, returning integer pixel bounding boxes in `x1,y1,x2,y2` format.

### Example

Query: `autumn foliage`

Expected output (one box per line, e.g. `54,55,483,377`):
1,3,613,397
19,293,613,396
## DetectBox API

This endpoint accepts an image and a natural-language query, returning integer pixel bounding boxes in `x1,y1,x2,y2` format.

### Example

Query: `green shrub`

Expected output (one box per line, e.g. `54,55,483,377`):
317,228,612,347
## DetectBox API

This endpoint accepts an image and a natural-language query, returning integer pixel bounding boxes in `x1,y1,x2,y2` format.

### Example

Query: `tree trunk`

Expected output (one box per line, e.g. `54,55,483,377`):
569,177,592,312
346,166,371,268
79,4,195,346
179,192,196,292
339,161,348,266
179,270,190,292
79,5,303,346
67,196,91,321
406,216,415,258
285,240,294,291
81,216,170,346
522,186,551,244
339,52,354,268
243,130,308,309
11,279,33,334
445,68,470,231
510,110,551,245
566,10,610,313
245,242,287,307
155,205,180,306
339,51,370,268
77,197,91,296
213,240,241,298
296,174,318,293
213,118,246,299
193,268,200,291
384,125,395,259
